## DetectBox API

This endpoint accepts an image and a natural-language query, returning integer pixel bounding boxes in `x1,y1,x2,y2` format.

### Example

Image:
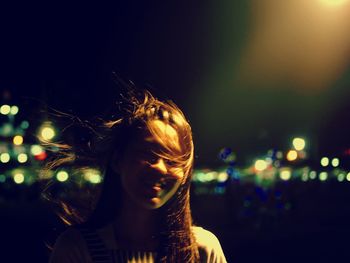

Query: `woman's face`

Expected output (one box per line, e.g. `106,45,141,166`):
114,120,186,210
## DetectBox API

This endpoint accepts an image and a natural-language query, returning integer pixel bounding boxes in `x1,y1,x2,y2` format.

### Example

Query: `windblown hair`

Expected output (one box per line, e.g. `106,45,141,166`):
42,88,199,262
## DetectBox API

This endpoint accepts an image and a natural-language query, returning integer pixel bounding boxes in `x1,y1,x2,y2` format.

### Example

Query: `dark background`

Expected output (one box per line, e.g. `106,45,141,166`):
2,1,349,165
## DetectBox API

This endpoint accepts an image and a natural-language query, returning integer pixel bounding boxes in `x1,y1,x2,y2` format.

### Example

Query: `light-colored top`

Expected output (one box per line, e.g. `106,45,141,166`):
49,224,227,263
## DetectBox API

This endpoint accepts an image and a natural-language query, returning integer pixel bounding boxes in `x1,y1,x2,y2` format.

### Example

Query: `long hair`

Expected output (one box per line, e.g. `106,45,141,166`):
42,88,200,262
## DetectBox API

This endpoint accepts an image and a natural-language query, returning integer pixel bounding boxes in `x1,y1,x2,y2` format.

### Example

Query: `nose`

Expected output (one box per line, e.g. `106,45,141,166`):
149,158,168,175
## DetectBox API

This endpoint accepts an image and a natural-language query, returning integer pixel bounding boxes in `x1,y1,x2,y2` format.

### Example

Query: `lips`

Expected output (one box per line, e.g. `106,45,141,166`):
141,181,163,197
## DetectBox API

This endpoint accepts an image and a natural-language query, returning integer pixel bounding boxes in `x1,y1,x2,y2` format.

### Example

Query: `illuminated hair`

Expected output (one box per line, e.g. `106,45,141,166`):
42,89,199,262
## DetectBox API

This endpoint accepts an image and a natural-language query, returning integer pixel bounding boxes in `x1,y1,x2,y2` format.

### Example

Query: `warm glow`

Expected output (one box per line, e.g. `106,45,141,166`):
10,105,19,115
0,105,11,115
13,135,24,146
31,145,43,155
238,0,350,91
0,153,10,163
321,157,329,167
286,150,298,161
320,0,349,6
57,171,69,182
84,170,102,184
217,172,229,182
17,153,28,163
40,126,55,140
319,172,328,181
338,173,345,182
280,169,292,181
255,159,268,171
292,137,306,151
13,173,24,184
346,173,350,182
331,158,340,167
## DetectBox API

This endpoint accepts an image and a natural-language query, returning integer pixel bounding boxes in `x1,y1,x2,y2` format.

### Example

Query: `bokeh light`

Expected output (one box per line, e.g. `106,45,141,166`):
301,173,308,181
84,170,102,184
56,171,69,182
40,126,55,141
13,173,24,184
217,172,229,182
292,137,306,151
346,173,350,182
0,105,11,115
338,173,345,182
17,153,28,163
286,150,298,161
320,0,349,6
0,153,10,163
320,157,329,167
20,121,29,129
280,169,292,181
309,171,317,179
331,158,340,167
276,151,283,159
31,145,43,155
319,172,328,181
10,105,19,115
13,135,24,146
255,160,268,171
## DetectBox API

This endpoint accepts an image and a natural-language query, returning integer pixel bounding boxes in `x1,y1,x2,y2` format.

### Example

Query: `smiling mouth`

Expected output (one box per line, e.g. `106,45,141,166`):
142,185,162,197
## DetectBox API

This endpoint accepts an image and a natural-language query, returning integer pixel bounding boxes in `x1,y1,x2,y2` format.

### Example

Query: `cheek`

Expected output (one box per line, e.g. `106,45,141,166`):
162,180,182,201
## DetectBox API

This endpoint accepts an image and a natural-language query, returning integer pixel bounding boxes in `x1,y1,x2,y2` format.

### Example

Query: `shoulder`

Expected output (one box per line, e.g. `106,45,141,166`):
49,227,92,263
192,226,227,263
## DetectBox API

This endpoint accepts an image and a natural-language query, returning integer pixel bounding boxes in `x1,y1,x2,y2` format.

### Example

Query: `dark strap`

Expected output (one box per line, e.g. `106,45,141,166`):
78,227,113,263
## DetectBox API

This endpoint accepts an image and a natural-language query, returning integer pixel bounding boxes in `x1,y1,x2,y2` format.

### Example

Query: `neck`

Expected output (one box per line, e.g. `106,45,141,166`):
113,194,160,250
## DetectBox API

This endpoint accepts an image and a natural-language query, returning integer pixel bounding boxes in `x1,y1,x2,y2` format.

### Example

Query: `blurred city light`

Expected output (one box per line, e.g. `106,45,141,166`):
301,173,308,181
280,169,292,181
320,0,349,6
217,172,229,182
338,173,345,182
17,153,28,163
255,160,268,171
286,150,298,161
276,151,283,159
13,135,24,146
321,157,329,167
10,105,19,115
31,145,43,155
331,158,340,167
84,170,102,184
13,173,24,184
56,171,69,182
309,171,317,179
40,126,55,141
20,121,29,129
0,105,11,115
347,173,350,182
319,172,328,181
292,137,306,151
205,171,217,182
0,153,10,163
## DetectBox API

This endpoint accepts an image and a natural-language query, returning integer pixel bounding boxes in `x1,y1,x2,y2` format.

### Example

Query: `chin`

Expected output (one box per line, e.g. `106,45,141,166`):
140,197,165,210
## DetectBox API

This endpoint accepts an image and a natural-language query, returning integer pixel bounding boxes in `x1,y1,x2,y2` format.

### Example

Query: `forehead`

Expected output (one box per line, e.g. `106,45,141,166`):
133,120,181,152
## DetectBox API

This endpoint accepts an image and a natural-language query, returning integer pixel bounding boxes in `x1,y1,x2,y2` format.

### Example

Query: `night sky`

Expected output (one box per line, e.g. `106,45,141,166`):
1,1,350,166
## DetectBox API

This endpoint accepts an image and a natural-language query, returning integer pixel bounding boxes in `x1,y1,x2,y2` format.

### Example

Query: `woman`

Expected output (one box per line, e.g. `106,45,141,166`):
46,88,227,262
